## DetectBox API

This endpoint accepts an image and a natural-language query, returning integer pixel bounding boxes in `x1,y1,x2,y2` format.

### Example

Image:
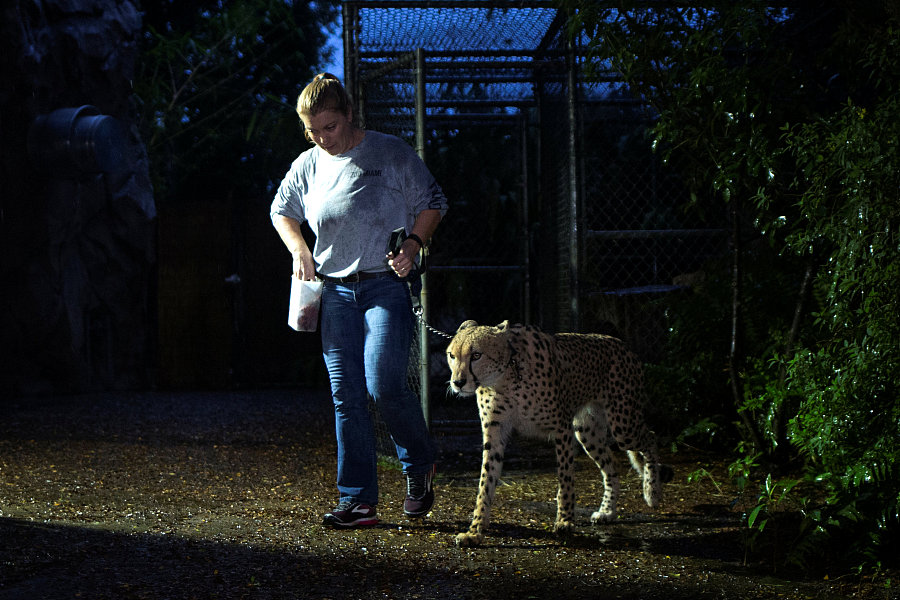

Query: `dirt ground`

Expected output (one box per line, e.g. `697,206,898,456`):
1,390,896,600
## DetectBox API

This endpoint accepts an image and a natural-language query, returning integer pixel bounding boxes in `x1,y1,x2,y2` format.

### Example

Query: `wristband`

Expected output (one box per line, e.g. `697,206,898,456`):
407,233,425,250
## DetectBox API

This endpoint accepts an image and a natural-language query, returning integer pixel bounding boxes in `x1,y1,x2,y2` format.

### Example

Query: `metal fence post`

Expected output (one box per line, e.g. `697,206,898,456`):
414,47,431,429
566,27,582,332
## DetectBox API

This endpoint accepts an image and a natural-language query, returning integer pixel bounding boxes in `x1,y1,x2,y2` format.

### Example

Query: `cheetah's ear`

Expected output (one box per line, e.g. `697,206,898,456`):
495,320,510,332
457,320,479,332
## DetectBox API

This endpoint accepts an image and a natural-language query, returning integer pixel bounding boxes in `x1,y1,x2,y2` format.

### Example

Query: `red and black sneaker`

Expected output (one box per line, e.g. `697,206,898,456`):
322,501,379,528
403,464,436,518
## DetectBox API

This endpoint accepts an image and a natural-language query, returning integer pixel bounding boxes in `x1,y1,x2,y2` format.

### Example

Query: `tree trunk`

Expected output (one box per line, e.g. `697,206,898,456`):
729,198,763,450
770,258,815,465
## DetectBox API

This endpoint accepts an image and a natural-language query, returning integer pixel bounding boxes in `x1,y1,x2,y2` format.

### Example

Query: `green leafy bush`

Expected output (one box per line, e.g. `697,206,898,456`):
773,66,900,568
564,1,900,569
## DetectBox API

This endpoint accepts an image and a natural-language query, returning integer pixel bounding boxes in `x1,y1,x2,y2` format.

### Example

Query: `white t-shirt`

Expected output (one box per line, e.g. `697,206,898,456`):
271,130,448,278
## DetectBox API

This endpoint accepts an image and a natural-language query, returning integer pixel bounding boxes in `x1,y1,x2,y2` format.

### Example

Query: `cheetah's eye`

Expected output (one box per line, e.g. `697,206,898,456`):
470,352,482,361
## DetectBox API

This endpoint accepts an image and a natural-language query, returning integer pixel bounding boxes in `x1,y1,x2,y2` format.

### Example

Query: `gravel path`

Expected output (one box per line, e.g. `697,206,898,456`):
1,390,894,599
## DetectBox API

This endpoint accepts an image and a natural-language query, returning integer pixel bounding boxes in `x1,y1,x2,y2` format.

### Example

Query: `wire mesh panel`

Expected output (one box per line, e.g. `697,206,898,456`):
530,15,728,357
345,1,563,116
354,4,557,53
575,101,727,360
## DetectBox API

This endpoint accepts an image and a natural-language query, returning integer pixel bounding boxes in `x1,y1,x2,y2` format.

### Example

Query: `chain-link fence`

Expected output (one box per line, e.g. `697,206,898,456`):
343,0,727,451
537,78,728,362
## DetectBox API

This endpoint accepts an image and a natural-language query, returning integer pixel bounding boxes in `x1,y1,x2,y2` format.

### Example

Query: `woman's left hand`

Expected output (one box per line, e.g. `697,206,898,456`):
387,238,420,278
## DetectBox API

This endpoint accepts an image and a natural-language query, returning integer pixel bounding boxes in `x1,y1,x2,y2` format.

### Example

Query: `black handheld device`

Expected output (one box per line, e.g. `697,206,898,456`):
387,227,407,257
387,227,427,278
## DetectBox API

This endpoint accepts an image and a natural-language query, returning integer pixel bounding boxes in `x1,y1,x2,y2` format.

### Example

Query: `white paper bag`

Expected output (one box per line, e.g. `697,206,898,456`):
288,278,323,332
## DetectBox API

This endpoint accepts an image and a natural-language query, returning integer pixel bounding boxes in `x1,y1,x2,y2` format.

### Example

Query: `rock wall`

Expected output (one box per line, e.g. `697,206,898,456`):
0,0,155,395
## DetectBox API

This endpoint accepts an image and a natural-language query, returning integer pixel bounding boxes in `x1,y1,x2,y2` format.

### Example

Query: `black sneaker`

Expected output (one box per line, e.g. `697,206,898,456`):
403,464,436,518
322,501,379,528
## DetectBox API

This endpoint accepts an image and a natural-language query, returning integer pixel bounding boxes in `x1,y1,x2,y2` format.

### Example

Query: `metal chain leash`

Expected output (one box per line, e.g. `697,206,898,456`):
414,306,453,340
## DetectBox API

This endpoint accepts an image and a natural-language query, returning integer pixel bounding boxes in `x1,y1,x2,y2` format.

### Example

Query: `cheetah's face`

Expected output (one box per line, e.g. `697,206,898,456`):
446,320,512,395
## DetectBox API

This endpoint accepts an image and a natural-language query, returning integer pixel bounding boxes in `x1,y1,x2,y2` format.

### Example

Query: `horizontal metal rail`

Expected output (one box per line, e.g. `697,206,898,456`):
349,0,556,9
429,265,526,272
587,228,727,240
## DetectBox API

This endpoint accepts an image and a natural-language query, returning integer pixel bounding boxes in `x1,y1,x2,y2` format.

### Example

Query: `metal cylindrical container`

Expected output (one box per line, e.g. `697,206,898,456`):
28,105,126,177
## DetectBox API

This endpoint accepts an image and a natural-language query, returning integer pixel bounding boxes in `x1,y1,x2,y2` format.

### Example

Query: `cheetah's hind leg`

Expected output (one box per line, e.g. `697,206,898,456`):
628,449,674,484
574,406,619,524
627,440,673,510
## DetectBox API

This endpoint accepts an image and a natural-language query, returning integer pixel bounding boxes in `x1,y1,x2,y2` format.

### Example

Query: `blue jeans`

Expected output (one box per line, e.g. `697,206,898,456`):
320,276,435,506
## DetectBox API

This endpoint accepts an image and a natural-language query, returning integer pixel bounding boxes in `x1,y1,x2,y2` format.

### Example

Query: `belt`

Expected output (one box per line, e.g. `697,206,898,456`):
319,271,393,284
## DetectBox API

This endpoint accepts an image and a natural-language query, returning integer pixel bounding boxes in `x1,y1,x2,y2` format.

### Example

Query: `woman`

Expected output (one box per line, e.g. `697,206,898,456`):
270,73,448,528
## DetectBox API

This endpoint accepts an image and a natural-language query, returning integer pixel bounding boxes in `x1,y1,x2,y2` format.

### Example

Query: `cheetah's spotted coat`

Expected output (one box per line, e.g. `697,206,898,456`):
446,320,671,547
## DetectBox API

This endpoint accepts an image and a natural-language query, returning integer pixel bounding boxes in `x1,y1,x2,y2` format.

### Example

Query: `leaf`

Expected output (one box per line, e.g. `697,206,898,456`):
748,504,765,529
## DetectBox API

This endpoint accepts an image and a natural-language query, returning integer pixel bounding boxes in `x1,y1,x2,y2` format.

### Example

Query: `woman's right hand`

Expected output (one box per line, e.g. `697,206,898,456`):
272,215,316,281
292,251,316,281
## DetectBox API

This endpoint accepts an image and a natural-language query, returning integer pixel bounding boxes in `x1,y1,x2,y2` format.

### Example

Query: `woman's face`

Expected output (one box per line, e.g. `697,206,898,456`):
300,109,356,155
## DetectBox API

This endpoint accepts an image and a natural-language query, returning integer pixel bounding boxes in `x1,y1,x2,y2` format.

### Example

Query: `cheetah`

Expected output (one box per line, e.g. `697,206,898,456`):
446,320,672,547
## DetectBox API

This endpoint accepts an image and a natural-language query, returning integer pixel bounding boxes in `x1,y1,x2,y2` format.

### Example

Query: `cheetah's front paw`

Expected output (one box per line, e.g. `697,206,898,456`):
590,509,616,524
554,518,574,533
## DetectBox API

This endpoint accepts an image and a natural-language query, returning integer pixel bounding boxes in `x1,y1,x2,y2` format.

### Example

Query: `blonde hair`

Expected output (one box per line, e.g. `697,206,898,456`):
296,72,353,118
296,73,355,143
